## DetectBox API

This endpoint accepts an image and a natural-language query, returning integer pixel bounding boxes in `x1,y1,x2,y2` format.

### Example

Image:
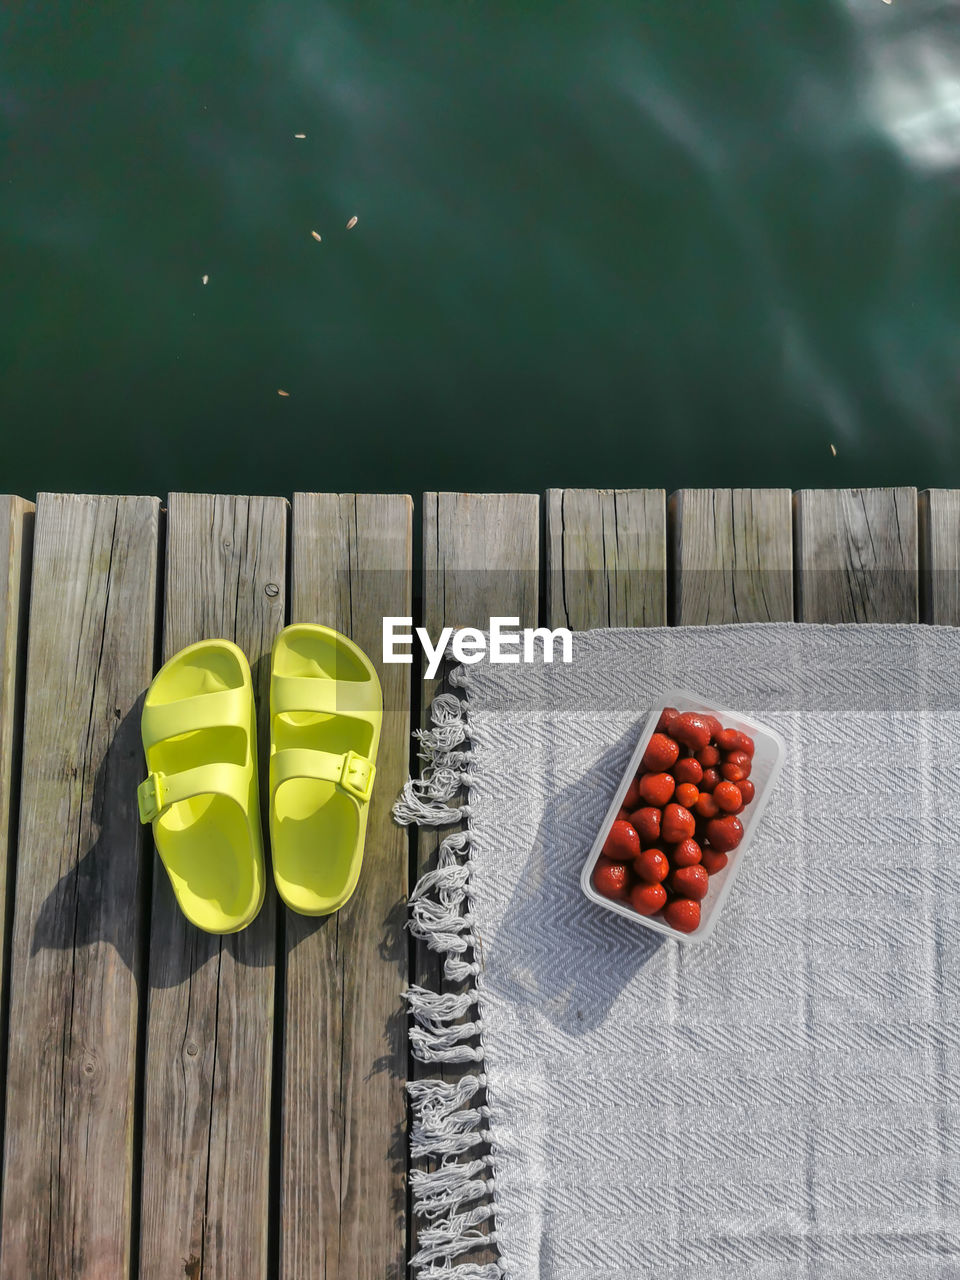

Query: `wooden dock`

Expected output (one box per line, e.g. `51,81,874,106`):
0,486,952,1278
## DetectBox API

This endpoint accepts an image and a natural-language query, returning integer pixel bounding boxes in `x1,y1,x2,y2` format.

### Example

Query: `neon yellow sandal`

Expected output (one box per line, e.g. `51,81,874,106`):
137,638,266,934
269,623,382,915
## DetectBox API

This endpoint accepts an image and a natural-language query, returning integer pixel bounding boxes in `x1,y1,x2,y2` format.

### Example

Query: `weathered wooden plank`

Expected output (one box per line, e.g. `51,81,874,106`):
420,493,541,808
279,493,412,1280
418,495,540,978
424,493,540,642
0,496,33,1087
140,494,287,1280
918,489,960,625
416,492,540,1266
0,493,160,1278
545,489,667,629
794,487,918,622
669,488,794,624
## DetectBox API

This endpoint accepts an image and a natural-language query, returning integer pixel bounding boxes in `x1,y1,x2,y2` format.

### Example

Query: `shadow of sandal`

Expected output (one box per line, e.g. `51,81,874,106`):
30,698,276,987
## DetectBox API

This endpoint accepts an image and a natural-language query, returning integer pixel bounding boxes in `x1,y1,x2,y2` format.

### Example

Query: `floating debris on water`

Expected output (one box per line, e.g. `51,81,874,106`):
311,230,322,242
830,443,837,456
201,274,209,285
278,389,290,397
294,133,306,139
346,215,358,230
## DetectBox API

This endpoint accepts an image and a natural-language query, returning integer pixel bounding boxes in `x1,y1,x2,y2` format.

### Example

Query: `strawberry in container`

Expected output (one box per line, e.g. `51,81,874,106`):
580,690,786,944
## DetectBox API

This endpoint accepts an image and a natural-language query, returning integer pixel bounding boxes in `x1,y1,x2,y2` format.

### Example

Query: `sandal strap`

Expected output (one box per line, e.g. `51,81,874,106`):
141,686,251,749
271,674,378,721
137,761,250,824
270,747,376,804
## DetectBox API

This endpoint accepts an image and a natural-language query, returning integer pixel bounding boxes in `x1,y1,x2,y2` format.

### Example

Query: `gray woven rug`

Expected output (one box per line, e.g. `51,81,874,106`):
396,623,960,1280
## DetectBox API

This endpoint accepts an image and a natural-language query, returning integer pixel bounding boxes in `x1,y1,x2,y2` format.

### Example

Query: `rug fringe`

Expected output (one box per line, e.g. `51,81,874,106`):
393,779,472,826
410,1152,496,1217
415,1266,504,1280
412,1205,498,1267
407,1073,486,1108
393,679,508,1277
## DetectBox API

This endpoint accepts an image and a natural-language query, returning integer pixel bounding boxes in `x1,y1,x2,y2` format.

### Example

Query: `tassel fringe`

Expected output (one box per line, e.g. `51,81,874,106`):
393,677,507,1277
415,1268,504,1280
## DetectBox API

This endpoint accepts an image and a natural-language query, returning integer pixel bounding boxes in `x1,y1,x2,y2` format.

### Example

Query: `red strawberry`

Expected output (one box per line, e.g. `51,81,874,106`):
735,731,755,757
630,882,667,916
664,898,701,933
671,712,713,750
705,815,744,853
593,858,631,900
694,792,719,820
674,782,699,810
700,767,720,793
701,848,729,875
712,780,742,813
695,745,720,768
703,714,723,741
715,727,740,752
673,756,703,785
642,732,680,772
670,864,709,901
661,802,695,843
622,775,643,811
721,750,752,782
638,772,675,806
656,706,680,734
738,778,755,805
602,819,640,861
671,837,702,867
634,848,669,884
630,806,661,844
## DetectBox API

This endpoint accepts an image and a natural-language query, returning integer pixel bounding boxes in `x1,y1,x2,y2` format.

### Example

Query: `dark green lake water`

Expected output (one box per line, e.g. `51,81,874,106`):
3,1,960,499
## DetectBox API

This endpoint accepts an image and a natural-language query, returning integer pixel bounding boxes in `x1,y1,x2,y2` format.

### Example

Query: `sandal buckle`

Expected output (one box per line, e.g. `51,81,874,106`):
137,771,165,823
339,750,375,803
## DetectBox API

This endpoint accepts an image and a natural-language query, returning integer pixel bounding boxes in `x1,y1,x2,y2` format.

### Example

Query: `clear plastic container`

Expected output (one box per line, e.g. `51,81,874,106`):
579,688,787,945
